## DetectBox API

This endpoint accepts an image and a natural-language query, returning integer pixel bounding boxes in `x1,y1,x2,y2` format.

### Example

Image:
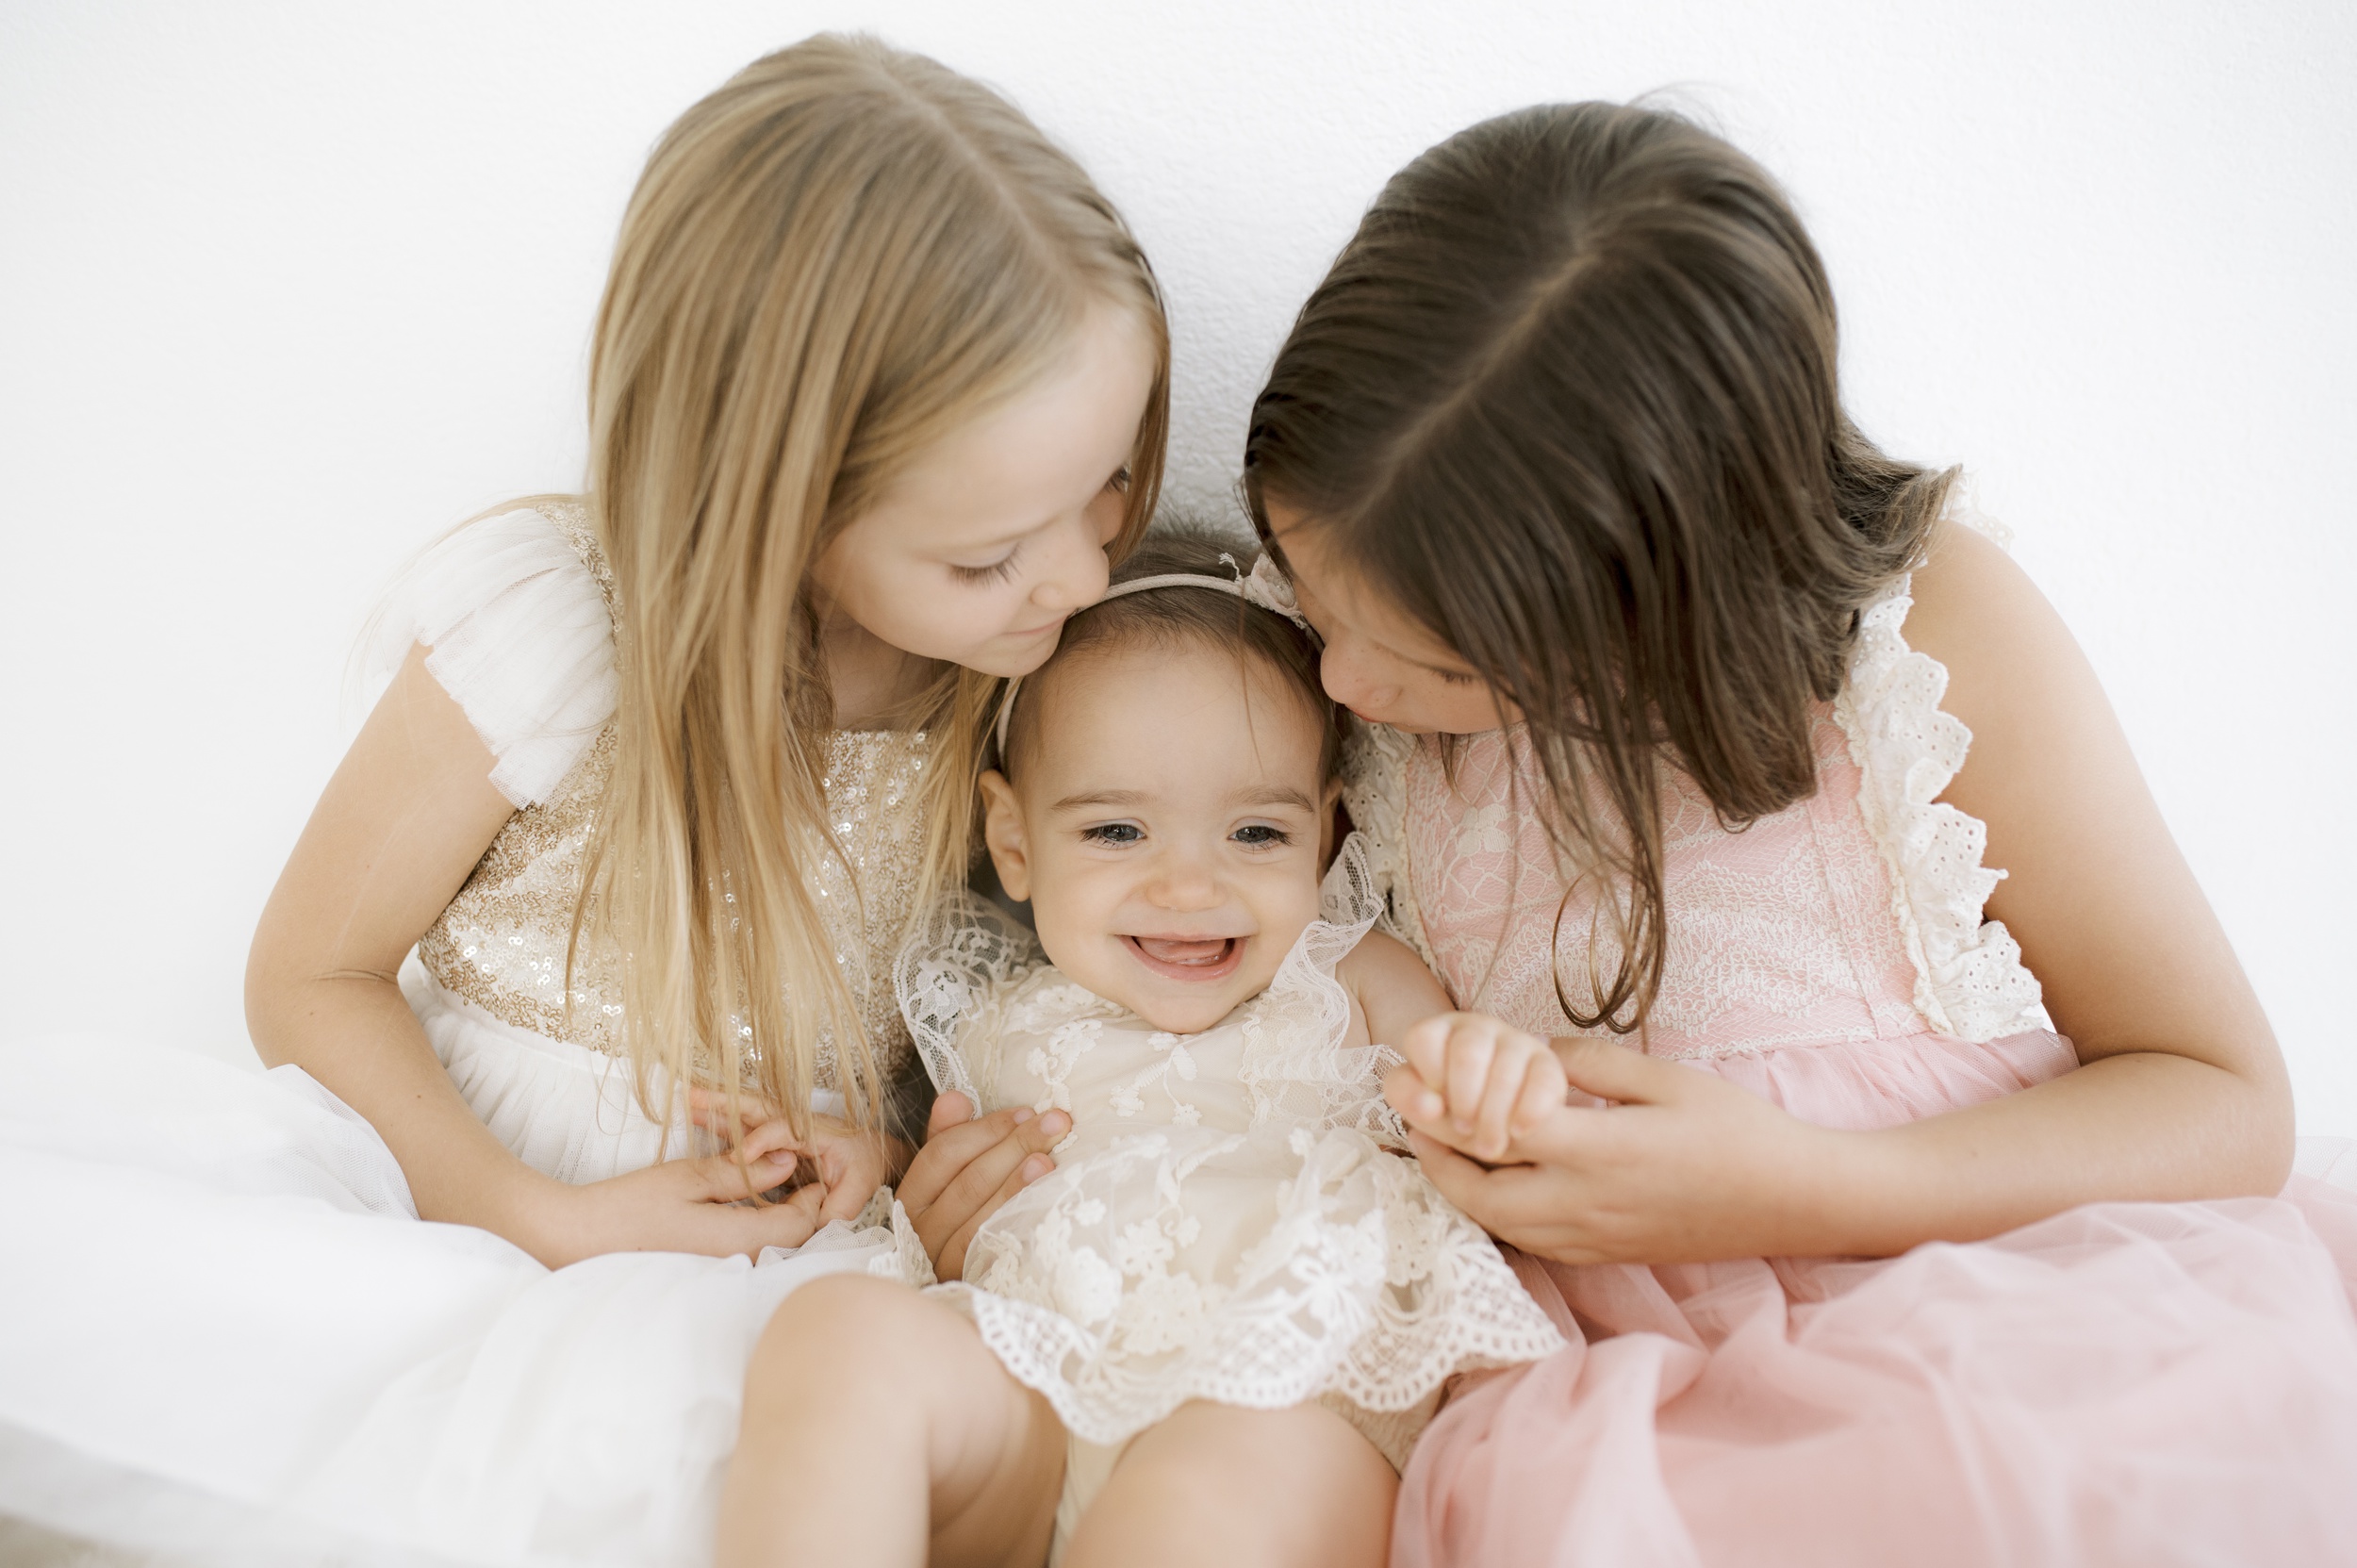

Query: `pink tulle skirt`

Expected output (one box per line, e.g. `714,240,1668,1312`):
1393,1031,2357,1567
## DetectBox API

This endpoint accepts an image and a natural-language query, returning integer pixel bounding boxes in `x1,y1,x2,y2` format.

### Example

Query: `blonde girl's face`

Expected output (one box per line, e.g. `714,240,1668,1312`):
1264,502,1520,736
980,640,1334,1035
814,303,1158,680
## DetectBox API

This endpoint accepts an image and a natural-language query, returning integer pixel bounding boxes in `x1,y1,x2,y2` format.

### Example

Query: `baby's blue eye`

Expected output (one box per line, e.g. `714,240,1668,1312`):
1081,823,1143,846
1231,824,1292,848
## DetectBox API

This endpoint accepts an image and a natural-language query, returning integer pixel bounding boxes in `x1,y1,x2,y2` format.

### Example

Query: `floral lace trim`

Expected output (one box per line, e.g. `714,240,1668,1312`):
1339,718,1440,972
1834,574,2045,1042
930,1130,1566,1445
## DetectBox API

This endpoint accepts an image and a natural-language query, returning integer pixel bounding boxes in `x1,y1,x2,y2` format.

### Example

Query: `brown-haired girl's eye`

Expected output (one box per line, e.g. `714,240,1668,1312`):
1107,466,1132,494
1434,668,1477,686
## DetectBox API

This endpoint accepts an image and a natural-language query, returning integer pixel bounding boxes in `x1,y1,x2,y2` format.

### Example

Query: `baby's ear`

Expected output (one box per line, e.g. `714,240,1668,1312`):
979,769,1032,902
1318,776,1346,867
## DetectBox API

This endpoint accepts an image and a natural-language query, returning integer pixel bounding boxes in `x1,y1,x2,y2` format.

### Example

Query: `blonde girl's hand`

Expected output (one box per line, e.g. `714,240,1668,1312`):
1402,1037,1852,1266
686,1087,900,1224
1385,1012,1570,1163
533,1135,830,1267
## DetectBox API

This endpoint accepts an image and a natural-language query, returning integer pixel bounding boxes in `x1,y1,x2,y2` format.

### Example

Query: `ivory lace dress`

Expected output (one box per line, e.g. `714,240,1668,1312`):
882,840,1563,1550
0,505,931,1568
1350,532,2357,1567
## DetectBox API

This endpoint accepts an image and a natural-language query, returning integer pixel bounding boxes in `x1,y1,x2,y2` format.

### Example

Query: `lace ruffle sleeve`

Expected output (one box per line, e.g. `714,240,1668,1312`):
1338,718,1438,971
893,893,1045,1113
375,505,618,807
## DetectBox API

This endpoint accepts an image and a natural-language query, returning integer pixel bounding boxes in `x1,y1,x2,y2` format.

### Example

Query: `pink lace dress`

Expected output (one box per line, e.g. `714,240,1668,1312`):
1343,575,2357,1566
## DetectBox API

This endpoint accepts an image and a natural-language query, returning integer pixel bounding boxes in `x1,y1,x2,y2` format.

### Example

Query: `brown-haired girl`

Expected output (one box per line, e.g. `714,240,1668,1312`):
0,34,1157,1562
1246,102,2357,1564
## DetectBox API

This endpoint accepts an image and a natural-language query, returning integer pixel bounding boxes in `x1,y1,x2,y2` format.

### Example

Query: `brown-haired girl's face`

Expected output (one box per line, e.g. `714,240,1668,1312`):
813,302,1156,680
1266,502,1519,736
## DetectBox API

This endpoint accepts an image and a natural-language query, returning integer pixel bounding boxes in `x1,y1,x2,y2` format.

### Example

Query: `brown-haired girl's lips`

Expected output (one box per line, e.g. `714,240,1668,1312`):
1123,934,1244,982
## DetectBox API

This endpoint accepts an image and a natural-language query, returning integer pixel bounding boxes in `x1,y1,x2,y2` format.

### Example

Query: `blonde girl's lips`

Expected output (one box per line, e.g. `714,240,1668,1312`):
1123,934,1245,983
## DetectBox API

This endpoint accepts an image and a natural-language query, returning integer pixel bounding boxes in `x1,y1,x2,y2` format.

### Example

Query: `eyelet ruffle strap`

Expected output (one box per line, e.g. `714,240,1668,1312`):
1835,575,2046,1042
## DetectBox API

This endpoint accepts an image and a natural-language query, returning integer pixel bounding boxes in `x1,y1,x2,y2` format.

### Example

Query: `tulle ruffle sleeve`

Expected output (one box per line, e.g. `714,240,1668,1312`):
375,504,618,807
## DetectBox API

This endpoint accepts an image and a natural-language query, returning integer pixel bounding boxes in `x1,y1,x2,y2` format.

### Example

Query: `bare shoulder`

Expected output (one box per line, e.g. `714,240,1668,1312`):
1899,517,2084,748
1338,928,1453,1048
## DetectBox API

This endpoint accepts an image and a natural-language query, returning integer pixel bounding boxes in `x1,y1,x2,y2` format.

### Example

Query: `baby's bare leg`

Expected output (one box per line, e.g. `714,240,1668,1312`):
717,1274,1064,1568
1065,1401,1394,1568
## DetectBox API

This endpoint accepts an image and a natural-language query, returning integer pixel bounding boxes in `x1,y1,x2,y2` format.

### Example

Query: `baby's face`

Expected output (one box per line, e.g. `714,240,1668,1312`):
981,639,1332,1034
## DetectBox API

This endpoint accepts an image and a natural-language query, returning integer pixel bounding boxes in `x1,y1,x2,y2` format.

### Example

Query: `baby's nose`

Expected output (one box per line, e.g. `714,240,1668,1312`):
1146,856,1223,912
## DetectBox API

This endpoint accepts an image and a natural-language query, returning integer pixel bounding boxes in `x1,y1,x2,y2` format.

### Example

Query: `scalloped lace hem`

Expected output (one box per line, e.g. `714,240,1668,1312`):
917,1150,1567,1448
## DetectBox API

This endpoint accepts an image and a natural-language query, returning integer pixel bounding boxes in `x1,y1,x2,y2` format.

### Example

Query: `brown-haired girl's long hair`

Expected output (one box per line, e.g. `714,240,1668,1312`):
582,34,1166,1136
1244,101,1945,1034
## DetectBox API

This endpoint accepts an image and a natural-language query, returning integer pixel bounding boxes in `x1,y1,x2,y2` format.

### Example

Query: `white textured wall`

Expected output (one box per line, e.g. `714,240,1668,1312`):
4,1,2351,1132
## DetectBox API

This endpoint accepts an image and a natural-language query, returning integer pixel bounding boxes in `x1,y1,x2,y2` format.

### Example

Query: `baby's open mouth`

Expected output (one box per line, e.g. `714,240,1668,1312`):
1123,934,1245,982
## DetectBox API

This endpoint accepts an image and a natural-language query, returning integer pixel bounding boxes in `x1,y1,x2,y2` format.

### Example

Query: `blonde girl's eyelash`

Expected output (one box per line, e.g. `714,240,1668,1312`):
1230,823,1294,848
951,545,1022,586
1080,821,1144,846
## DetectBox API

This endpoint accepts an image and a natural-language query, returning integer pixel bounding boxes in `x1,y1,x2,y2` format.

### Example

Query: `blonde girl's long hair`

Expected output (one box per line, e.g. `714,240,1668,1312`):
579,34,1167,1139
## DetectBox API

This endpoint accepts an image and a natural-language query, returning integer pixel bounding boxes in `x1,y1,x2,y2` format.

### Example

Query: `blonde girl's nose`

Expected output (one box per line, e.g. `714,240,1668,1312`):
1030,514,1113,613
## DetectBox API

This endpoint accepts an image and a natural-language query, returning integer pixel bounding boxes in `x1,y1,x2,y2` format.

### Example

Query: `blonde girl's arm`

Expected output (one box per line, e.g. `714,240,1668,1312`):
1405,520,2294,1264
246,647,834,1267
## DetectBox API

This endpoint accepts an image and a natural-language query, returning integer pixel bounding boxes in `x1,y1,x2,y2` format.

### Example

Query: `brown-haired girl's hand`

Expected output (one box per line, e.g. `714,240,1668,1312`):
897,1092,1070,1281
1398,1037,1859,1266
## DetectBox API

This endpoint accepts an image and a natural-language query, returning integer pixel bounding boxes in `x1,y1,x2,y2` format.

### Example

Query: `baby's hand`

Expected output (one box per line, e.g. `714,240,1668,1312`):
1385,1012,1568,1163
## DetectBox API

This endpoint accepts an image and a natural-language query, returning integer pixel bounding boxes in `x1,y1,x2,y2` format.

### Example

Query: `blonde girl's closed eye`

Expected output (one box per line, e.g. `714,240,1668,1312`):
244,33,1170,1268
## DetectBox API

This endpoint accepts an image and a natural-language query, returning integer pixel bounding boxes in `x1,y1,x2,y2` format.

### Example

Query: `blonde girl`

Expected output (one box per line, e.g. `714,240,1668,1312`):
1245,103,2357,1565
0,34,1157,1565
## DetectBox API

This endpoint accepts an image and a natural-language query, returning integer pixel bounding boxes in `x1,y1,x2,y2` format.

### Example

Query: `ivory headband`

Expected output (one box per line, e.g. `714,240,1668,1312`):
992,551,1312,763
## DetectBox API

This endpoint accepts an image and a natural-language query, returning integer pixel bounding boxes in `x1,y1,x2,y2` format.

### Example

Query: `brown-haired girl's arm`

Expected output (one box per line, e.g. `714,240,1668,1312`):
1405,521,2295,1265
1846,520,2295,1238
246,646,841,1268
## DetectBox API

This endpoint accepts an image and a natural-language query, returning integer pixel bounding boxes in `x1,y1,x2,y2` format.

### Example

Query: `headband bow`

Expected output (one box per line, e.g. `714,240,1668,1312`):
992,552,1312,763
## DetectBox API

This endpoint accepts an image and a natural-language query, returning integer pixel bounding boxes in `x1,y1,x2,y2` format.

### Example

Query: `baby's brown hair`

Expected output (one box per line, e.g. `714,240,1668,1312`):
1000,521,1339,788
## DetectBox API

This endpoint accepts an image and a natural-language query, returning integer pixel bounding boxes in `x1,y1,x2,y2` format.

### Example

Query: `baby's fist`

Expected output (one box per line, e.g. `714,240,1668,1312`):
1389,1012,1568,1162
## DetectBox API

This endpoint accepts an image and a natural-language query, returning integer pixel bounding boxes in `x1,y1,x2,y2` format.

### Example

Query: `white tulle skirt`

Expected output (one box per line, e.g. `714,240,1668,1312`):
0,970,894,1567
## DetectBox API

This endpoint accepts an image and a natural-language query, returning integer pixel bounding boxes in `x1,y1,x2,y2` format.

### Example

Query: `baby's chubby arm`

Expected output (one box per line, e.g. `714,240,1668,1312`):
1341,933,1569,1162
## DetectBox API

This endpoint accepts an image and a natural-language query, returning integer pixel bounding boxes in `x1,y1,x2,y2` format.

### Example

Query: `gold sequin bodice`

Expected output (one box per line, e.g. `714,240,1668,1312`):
415,507,931,1090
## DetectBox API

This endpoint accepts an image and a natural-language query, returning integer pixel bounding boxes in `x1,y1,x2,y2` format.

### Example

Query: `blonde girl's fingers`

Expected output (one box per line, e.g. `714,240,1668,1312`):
714,1181,826,1259
737,1117,805,1164
1443,1026,1499,1135
691,1144,796,1204
816,1140,886,1224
